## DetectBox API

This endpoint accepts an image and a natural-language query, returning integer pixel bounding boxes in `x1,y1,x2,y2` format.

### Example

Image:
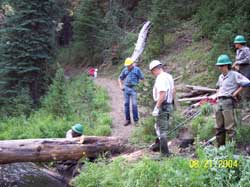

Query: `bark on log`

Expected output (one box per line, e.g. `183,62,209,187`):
0,136,125,164
178,93,217,103
178,95,209,102
179,90,205,99
186,85,216,93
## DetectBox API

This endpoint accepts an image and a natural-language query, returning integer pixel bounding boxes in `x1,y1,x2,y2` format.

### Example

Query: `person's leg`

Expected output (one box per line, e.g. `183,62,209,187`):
215,104,226,146
157,108,170,156
223,109,236,143
131,89,139,122
149,123,160,152
124,89,131,125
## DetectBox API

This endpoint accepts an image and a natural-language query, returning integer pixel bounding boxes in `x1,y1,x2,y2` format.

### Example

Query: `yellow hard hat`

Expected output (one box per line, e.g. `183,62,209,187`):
124,58,134,66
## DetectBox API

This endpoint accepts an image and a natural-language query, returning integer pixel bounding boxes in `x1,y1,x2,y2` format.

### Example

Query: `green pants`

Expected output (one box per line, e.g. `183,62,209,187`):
215,98,236,146
155,104,172,155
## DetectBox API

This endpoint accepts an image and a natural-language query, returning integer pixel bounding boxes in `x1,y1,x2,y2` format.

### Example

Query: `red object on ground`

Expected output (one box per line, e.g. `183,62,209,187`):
198,98,217,106
88,68,95,76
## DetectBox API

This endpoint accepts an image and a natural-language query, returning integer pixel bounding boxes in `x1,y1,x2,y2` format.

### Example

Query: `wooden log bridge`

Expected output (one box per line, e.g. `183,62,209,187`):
0,136,125,164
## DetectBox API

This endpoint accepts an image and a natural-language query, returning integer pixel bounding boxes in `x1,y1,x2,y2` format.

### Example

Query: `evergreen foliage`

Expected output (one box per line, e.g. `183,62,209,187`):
146,0,200,58
72,0,128,64
196,0,250,65
73,0,105,63
42,66,71,117
0,0,60,115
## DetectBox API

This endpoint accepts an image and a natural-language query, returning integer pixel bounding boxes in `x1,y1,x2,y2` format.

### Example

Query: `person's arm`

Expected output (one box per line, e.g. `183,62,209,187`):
137,68,144,82
152,91,167,116
235,49,250,65
156,91,166,108
233,72,250,100
232,86,243,98
118,78,124,90
118,69,126,90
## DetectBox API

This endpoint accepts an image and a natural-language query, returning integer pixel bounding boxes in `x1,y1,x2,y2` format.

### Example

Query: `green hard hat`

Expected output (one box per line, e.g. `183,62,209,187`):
216,54,232,66
234,35,246,44
72,123,83,135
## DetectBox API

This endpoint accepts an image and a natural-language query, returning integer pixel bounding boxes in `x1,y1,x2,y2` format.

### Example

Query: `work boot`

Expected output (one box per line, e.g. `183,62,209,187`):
160,137,170,157
123,120,131,126
149,138,160,152
134,121,139,126
216,129,226,147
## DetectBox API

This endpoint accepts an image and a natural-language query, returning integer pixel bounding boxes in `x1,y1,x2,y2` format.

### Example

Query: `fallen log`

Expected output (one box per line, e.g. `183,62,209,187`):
0,136,125,164
186,85,216,93
178,93,217,103
178,95,209,102
179,90,205,99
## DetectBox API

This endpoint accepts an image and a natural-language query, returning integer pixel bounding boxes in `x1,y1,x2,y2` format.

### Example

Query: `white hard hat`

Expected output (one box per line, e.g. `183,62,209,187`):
149,60,162,71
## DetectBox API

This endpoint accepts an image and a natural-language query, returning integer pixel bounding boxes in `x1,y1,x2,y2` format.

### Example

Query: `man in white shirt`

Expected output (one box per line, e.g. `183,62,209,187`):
149,60,174,156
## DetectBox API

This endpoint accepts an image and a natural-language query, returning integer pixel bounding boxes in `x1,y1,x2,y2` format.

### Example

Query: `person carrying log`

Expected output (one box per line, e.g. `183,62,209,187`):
215,54,250,147
232,35,250,106
118,57,144,126
149,60,174,157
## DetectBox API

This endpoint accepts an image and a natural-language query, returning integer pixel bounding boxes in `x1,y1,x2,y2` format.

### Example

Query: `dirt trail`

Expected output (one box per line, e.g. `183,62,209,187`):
95,77,135,141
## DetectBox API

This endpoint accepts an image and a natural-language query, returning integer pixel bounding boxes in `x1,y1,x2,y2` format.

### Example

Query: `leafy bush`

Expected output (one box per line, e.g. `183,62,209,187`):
73,157,209,187
42,67,71,117
191,116,214,141
236,126,250,146
0,88,33,117
195,0,250,75
201,103,213,116
73,143,250,187
0,73,112,140
131,116,156,144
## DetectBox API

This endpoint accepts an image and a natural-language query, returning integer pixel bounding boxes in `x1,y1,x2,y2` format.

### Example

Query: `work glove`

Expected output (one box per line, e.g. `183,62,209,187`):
152,106,159,116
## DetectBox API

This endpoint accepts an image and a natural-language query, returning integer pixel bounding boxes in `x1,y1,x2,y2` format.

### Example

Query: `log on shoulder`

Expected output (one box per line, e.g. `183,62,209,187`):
0,136,125,164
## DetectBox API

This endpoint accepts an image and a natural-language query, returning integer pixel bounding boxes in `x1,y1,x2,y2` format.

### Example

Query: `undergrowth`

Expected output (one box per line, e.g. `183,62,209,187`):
73,143,250,187
0,71,112,140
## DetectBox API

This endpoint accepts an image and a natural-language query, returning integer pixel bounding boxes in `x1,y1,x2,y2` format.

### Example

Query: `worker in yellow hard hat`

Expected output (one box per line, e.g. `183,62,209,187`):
118,57,144,126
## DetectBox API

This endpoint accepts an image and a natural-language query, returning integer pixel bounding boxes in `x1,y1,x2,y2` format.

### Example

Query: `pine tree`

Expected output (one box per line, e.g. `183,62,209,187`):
150,0,176,52
73,0,105,63
0,0,60,112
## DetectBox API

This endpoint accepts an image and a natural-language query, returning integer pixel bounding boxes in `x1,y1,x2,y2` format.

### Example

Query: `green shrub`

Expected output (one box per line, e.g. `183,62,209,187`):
73,144,250,187
201,103,213,116
0,73,111,140
236,126,250,146
0,88,33,117
191,116,214,141
131,116,156,144
73,157,209,187
42,67,71,117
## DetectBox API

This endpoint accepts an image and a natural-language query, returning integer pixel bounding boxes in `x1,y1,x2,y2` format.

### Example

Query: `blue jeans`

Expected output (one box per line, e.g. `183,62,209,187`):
123,87,138,122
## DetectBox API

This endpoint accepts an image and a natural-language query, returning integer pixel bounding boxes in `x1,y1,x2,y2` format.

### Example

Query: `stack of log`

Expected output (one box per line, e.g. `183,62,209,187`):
178,85,217,107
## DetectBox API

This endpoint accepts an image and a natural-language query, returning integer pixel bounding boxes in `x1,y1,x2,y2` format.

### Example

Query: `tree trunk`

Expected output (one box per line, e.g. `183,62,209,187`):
0,136,125,164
